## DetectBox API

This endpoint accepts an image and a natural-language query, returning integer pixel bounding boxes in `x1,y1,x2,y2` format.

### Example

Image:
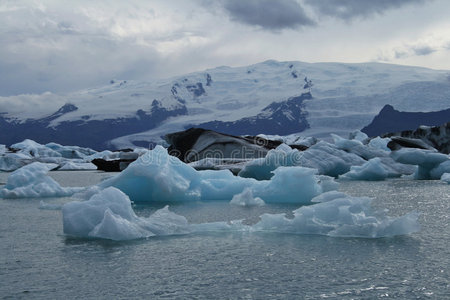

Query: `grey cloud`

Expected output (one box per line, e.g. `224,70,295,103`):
305,0,426,20
412,45,436,56
222,0,315,30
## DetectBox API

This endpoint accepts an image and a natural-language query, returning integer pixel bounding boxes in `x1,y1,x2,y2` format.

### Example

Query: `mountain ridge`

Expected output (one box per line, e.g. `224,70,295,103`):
1,60,449,149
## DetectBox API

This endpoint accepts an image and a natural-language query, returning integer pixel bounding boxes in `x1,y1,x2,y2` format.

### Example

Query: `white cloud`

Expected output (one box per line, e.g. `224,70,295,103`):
0,0,449,97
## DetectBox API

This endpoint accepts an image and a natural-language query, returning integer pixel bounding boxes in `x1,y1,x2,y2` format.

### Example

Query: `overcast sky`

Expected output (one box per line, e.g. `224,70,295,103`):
1,0,450,96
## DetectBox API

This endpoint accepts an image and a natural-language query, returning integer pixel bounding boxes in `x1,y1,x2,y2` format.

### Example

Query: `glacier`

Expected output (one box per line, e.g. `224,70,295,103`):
2,60,450,149
62,187,420,241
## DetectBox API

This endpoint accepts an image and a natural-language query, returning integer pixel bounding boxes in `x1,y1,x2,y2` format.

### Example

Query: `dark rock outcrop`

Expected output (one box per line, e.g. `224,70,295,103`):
362,105,450,137
0,102,187,150
197,92,311,136
383,122,450,154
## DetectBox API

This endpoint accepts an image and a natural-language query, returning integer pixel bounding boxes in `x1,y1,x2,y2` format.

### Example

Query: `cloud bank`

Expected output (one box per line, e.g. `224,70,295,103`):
222,0,315,30
305,0,426,20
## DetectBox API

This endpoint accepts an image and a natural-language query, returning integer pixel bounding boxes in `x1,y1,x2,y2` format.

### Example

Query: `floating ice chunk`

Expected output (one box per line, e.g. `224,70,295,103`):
0,144,5,155
348,130,369,142
318,175,340,192
339,158,389,181
62,187,419,241
391,148,449,179
368,137,391,152
11,139,62,158
238,144,301,180
0,153,31,171
45,142,96,159
59,161,97,171
0,162,81,198
240,140,372,179
257,167,322,204
85,150,117,161
297,141,366,177
62,187,190,240
252,196,420,238
99,146,333,204
230,188,265,207
441,173,450,183
332,134,387,160
430,160,450,179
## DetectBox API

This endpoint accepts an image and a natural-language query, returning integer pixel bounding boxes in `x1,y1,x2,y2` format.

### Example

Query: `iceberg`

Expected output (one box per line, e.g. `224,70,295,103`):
99,146,332,204
368,137,391,152
339,157,390,181
62,187,191,240
239,140,372,180
331,134,387,160
238,144,301,180
62,187,420,241
0,162,82,198
58,161,97,171
252,195,420,238
391,148,449,179
297,141,366,177
0,152,31,172
441,173,450,183
230,188,265,207
429,160,450,180
11,139,62,158
45,142,96,159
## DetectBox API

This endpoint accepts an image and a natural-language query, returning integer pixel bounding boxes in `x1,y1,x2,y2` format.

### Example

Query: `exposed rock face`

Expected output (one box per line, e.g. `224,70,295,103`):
0,103,187,150
383,122,450,154
198,92,311,136
362,105,450,137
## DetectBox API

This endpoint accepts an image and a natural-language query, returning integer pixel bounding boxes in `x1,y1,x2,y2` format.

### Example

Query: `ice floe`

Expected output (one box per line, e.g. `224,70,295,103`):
0,162,82,198
339,158,390,181
63,187,191,240
252,194,420,238
62,187,420,241
391,148,449,179
441,173,450,183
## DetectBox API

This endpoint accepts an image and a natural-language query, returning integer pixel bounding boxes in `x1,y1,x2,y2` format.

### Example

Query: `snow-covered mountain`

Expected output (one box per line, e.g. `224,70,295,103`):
1,60,449,149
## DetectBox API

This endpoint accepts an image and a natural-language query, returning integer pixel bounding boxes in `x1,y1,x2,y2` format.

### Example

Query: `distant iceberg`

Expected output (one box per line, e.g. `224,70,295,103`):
391,148,450,179
0,162,82,198
98,145,332,204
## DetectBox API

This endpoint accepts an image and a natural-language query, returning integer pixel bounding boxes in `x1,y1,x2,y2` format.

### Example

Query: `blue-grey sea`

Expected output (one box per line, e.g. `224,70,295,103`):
0,171,449,299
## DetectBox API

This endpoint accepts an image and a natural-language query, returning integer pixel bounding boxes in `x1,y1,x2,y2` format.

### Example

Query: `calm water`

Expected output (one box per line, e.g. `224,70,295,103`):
0,171,449,299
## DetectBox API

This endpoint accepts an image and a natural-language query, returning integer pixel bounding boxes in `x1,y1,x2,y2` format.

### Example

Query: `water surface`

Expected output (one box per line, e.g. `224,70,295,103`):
0,171,449,299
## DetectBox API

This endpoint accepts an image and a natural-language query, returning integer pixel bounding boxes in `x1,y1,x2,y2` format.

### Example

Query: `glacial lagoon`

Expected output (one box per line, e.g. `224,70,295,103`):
0,171,448,299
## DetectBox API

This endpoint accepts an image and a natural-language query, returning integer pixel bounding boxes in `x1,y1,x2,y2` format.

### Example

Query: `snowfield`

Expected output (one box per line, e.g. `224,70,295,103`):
1,60,449,148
